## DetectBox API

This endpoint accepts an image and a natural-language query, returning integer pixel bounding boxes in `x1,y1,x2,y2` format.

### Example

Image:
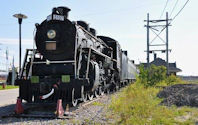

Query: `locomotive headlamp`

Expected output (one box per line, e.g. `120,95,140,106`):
47,30,56,39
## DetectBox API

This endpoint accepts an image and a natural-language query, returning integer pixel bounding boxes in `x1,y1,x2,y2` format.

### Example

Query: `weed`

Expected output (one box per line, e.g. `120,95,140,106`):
109,83,198,124
92,101,104,106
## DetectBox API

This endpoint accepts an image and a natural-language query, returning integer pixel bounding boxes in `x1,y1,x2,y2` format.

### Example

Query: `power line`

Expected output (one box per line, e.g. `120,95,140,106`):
172,0,190,21
170,0,179,18
151,0,190,43
160,0,169,19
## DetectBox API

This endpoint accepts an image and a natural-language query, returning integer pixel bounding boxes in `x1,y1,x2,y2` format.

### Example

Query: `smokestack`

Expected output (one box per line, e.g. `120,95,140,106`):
154,53,157,60
131,60,135,64
123,51,128,56
53,6,71,19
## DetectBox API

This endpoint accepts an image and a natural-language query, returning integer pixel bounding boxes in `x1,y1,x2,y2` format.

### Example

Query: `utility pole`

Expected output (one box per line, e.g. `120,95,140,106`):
6,48,8,73
166,12,169,75
144,12,171,75
147,13,150,67
11,56,15,85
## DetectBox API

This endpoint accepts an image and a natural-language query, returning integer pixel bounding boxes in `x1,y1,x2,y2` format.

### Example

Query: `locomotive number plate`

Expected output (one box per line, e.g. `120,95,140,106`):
46,41,56,50
47,14,64,21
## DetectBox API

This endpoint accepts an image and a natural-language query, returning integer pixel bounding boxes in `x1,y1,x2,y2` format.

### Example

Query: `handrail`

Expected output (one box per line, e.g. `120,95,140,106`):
77,25,110,48
32,60,75,64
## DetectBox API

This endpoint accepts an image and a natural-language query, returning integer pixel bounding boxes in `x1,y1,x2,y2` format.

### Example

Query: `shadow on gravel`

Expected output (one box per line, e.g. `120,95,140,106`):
157,84,198,107
0,104,15,117
0,117,54,125
0,104,51,124
0,103,80,125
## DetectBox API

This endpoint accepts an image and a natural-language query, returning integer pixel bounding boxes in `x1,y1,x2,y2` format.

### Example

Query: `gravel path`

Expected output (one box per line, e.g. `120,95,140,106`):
0,94,114,125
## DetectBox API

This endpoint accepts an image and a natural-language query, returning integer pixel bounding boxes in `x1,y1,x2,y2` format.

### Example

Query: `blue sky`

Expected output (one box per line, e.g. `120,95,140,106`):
0,0,197,76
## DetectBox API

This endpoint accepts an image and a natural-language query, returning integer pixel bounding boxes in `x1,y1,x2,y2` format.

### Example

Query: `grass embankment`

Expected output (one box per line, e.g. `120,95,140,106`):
0,85,18,90
0,79,6,83
109,83,198,124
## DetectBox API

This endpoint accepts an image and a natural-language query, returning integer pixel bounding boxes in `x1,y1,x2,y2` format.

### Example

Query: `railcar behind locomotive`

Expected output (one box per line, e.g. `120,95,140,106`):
16,6,139,107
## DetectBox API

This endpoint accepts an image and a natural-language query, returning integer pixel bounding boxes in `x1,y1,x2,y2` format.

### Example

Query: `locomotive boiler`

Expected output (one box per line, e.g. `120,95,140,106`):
16,6,139,107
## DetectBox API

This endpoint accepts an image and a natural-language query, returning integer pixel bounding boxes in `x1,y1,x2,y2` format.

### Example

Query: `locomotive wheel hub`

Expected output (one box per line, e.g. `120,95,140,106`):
81,86,87,102
72,88,78,107
88,92,94,101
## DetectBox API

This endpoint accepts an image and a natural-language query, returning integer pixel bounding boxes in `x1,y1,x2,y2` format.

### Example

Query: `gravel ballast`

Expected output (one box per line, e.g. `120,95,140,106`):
0,94,113,125
157,84,198,107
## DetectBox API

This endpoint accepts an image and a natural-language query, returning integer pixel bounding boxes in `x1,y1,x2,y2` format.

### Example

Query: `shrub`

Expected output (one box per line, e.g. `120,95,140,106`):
137,64,167,87
166,74,182,85
137,64,183,87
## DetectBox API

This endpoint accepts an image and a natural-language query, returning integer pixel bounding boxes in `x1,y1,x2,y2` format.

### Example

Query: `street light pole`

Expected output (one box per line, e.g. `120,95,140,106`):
19,18,22,74
13,14,27,74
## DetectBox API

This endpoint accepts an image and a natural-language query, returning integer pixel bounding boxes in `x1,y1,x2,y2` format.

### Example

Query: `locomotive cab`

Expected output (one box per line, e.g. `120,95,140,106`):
97,36,121,71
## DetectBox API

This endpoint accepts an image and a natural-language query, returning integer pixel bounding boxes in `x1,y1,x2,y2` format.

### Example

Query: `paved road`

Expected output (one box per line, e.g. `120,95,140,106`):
0,88,18,106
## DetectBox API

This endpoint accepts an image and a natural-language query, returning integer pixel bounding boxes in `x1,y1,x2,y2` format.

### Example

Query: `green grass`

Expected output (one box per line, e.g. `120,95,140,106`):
0,79,6,82
109,83,198,124
92,101,104,106
0,85,18,90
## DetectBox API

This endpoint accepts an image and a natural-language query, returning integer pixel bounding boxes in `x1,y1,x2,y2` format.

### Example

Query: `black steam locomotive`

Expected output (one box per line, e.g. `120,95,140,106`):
17,7,139,107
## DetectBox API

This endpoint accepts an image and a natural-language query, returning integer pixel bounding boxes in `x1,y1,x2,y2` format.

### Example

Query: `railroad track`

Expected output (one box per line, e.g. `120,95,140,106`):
0,86,126,124
1,92,111,120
